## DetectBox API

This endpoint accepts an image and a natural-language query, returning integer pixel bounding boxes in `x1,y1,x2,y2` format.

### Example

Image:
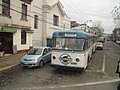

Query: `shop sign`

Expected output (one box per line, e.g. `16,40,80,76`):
2,26,17,32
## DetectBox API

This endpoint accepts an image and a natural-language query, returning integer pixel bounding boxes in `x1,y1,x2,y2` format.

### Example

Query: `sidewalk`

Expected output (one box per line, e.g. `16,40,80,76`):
0,54,25,72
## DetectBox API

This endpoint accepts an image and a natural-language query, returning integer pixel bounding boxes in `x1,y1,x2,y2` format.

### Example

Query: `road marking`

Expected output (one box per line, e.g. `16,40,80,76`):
16,79,120,90
0,63,19,72
60,79,120,88
102,53,106,72
85,70,107,75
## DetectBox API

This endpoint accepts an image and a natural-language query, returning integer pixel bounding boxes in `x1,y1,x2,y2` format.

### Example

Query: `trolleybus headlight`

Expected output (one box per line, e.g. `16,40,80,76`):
76,58,80,62
53,56,56,60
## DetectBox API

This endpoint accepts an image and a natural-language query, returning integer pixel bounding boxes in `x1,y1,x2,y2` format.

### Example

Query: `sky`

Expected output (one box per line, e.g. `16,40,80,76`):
60,0,120,34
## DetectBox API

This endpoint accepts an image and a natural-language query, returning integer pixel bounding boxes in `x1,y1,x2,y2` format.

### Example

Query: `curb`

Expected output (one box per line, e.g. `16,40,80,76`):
0,63,19,72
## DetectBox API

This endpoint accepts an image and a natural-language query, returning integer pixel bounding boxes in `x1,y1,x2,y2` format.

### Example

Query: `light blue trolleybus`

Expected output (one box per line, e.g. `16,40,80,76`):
51,30,97,69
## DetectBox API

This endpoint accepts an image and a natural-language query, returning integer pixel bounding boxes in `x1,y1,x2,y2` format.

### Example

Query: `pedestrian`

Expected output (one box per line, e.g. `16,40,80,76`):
0,42,4,58
116,60,120,77
116,60,120,90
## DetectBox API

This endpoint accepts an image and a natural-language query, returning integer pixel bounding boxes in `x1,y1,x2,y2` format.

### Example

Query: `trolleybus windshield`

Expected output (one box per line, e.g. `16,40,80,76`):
53,38,85,51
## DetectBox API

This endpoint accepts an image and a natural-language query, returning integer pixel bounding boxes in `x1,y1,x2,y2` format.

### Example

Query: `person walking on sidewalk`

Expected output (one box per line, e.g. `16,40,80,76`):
0,42,4,58
116,60,120,77
116,60,120,90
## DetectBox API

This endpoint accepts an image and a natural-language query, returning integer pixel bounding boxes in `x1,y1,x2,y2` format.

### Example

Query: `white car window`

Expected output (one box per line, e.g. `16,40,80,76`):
28,48,42,55
48,48,52,52
43,48,48,55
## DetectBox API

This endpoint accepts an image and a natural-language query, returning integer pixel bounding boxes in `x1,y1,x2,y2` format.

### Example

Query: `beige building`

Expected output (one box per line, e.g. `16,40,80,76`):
0,0,70,54
31,0,43,47
32,0,71,47
0,0,33,54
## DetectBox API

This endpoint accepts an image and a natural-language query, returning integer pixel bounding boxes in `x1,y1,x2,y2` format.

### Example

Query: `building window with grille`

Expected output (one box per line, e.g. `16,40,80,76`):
34,15,38,29
21,4,27,20
2,0,10,17
21,30,27,44
53,15,59,26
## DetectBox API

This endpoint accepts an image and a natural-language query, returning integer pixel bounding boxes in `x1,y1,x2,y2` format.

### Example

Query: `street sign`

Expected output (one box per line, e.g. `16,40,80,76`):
2,26,17,33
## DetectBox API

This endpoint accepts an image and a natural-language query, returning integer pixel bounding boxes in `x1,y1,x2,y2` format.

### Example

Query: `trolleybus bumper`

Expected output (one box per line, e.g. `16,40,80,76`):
50,64,84,70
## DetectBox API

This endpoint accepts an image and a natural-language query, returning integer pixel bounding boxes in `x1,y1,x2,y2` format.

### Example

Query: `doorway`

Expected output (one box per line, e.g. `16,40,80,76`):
0,32,13,54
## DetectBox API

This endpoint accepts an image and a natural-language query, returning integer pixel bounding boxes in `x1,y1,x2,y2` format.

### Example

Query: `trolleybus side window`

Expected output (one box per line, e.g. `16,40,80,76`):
88,38,93,47
83,40,88,50
53,38,56,47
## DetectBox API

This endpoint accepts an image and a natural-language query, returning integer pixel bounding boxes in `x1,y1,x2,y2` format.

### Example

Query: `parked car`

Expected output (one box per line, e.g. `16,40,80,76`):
20,47,52,68
116,40,120,45
97,37,105,43
95,42,103,50
107,38,110,41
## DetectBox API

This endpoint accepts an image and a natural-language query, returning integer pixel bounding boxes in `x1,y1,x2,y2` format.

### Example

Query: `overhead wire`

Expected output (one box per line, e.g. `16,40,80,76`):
0,2,71,30
60,0,87,21
65,10,112,19
0,0,71,28
60,0,113,19
66,0,89,20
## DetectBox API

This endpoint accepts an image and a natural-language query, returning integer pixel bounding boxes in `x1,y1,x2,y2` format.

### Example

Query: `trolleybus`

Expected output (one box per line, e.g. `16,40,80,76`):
51,30,97,69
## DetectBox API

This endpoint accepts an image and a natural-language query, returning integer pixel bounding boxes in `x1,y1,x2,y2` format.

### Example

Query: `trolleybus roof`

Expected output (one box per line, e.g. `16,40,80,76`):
53,30,95,38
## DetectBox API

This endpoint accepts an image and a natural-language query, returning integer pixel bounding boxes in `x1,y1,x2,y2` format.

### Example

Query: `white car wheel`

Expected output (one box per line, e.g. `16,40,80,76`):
39,61,43,68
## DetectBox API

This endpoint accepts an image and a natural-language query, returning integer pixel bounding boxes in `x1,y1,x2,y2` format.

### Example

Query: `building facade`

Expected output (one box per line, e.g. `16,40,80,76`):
112,28,120,41
31,0,43,47
0,0,33,54
0,0,70,54
71,24,96,35
32,0,71,47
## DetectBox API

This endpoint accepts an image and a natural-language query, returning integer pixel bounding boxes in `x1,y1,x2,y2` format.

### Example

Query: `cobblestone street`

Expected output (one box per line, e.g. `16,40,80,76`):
0,41,120,90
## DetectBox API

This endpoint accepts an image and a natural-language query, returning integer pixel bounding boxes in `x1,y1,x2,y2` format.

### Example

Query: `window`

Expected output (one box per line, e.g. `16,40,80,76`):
63,24,65,30
53,15,59,26
88,38,93,47
2,0,10,16
48,48,52,52
27,48,42,55
34,15,38,29
83,40,88,50
21,30,27,44
43,48,48,55
21,4,27,20
53,38,84,51
47,38,52,47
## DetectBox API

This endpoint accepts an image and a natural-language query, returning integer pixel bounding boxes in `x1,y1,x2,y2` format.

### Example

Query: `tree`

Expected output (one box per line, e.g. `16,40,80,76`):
111,5,120,28
92,20,104,37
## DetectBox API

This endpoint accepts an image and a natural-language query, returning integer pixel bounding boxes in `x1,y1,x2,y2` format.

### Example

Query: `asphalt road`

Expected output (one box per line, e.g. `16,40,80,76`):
0,41,120,90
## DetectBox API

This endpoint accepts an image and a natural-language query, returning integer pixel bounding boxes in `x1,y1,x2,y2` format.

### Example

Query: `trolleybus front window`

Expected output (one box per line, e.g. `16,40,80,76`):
53,38,84,51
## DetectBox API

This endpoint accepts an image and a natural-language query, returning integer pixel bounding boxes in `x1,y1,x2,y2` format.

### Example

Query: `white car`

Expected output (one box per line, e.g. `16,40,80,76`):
116,41,120,45
95,42,103,50
20,47,52,68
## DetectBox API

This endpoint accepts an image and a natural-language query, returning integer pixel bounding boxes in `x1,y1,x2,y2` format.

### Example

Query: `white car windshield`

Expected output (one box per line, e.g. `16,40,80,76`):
53,38,85,51
27,48,43,55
